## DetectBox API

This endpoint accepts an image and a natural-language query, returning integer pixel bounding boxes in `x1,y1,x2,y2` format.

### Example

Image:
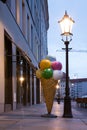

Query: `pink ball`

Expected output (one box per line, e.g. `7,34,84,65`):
51,61,62,70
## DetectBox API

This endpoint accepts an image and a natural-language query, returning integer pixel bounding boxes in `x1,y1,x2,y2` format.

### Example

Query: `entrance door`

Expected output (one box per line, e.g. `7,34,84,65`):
4,33,13,112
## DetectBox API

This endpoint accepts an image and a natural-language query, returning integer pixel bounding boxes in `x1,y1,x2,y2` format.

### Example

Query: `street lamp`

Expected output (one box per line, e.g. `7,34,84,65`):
56,82,60,104
58,11,75,118
19,76,24,84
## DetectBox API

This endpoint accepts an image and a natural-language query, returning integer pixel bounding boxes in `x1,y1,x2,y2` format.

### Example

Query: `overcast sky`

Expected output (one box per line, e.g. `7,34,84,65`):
48,0,87,79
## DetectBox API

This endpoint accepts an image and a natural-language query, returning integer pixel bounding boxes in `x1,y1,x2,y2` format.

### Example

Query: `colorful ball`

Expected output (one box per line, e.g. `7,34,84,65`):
36,69,42,79
39,59,51,70
51,61,62,70
53,70,63,80
42,68,53,79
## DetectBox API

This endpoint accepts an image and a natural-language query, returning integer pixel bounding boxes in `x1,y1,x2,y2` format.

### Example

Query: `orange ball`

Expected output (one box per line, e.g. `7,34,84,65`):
40,59,51,70
36,69,42,79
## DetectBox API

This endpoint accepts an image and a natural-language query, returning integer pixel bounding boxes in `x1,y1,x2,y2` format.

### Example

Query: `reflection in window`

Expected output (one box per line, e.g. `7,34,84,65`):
15,0,20,24
22,0,26,35
27,15,30,45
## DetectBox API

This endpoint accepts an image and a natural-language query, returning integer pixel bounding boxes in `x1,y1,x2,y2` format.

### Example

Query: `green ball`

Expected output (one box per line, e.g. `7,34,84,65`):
42,68,53,79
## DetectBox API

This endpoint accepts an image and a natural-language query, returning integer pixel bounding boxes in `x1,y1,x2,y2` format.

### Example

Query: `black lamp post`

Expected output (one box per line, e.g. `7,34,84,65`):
58,11,75,118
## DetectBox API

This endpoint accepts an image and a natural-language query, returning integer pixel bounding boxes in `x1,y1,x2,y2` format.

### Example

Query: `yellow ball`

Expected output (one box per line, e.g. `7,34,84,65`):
40,59,51,70
36,69,42,79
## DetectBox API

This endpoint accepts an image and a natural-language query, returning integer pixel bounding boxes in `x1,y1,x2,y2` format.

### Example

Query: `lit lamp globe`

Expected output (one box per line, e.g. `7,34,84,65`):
19,76,24,84
58,11,75,38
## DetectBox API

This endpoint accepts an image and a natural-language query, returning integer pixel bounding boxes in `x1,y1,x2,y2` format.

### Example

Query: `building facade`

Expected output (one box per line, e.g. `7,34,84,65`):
0,0,49,113
70,78,87,99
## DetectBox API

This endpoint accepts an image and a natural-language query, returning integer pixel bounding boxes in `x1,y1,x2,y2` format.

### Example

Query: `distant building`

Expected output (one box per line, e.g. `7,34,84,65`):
58,72,66,99
0,0,49,113
70,78,87,99
59,74,87,100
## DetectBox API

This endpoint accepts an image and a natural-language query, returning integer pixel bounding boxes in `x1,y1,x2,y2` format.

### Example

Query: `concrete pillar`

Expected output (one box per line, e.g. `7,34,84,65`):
0,23,5,113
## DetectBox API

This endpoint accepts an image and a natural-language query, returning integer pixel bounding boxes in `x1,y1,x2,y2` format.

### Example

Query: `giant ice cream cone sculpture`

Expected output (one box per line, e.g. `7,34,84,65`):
36,58,63,116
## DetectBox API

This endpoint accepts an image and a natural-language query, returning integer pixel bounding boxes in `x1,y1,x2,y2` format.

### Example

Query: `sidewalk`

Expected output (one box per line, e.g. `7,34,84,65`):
0,101,87,130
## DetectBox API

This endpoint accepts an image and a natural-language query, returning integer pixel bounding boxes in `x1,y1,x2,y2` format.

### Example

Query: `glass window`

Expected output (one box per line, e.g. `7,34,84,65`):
22,0,26,35
27,15,30,45
15,0,20,24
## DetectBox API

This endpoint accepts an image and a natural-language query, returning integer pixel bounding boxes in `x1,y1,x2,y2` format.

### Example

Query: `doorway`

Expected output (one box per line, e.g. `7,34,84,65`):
4,32,13,112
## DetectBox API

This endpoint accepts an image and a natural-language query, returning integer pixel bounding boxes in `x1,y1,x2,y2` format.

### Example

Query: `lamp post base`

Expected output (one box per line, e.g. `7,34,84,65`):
63,96,73,118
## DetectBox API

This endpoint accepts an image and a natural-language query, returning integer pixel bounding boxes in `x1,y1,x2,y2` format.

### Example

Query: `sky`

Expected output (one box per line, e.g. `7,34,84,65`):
48,0,87,79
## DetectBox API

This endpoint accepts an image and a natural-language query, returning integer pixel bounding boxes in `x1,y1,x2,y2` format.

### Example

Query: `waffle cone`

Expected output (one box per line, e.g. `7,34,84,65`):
41,78,58,114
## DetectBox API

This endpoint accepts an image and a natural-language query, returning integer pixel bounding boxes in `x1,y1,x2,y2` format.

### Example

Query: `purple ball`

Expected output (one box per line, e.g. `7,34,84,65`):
51,61,62,70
